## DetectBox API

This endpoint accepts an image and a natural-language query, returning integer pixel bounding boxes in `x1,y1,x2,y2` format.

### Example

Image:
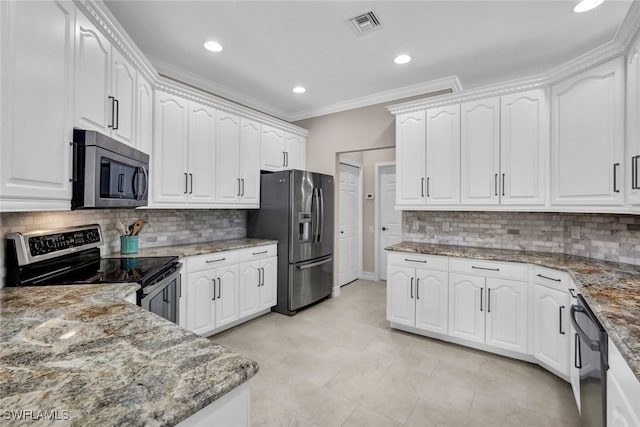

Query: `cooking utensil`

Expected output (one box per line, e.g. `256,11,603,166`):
130,216,149,236
115,220,127,236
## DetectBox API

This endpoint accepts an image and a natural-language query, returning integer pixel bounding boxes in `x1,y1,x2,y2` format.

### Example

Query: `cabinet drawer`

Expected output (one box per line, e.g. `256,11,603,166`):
387,252,448,271
449,258,527,281
188,251,239,273
238,244,277,262
534,266,571,292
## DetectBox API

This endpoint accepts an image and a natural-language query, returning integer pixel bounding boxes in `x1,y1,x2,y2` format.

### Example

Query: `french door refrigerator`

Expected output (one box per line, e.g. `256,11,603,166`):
248,169,334,315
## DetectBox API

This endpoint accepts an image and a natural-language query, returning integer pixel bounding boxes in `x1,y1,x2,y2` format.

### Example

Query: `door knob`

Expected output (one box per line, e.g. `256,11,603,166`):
382,227,387,231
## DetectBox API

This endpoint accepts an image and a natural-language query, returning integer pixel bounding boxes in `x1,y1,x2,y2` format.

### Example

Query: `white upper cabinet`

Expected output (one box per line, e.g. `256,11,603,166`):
461,97,501,205
626,39,640,205
396,111,426,205
426,105,460,205
0,0,75,211
187,101,217,204
261,125,306,172
110,48,136,146
152,91,190,204
215,111,241,204
551,57,624,205
500,89,548,205
135,76,153,154
239,118,262,205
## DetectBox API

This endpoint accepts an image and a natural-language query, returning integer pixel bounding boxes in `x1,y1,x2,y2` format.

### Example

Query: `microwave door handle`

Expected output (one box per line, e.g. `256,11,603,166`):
135,166,148,201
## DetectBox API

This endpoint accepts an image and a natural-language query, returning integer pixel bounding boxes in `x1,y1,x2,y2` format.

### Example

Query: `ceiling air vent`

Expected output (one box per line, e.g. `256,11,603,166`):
348,11,383,35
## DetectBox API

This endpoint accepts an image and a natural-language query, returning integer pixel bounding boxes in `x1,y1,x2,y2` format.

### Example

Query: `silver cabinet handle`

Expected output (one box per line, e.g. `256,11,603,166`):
257,268,261,287
569,288,577,298
253,250,268,255
405,258,427,263
108,96,116,128
416,278,420,299
480,287,483,312
241,178,245,196
632,156,637,190
283,152,286,167
189,173,193,194
635,156,640,190
501,173,505,197
426,177,430,198
261,267,265,287
211,278,216,300
285,152,289,167
487,288,491,313
205,257,226,263
613,162,620,193
559,305,565,335
184,172,188,194
410,277,414,299
421,178,425,198
574,333,582,369
113,98,120,130
237,178,241,196
494,173,498,196
217,277,222,300
472,265,499,272
536,273,560,282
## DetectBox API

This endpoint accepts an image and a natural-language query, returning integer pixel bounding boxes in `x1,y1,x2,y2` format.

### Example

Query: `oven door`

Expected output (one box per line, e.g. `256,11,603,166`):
141,264,181,324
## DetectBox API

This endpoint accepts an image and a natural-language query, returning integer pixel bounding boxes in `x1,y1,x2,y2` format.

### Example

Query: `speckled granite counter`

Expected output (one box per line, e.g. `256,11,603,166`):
0,284,258,426
116,238,277,258
387,242,640,381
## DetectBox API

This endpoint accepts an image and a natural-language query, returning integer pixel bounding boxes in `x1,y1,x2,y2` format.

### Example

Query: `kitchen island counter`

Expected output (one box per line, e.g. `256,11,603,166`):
387,241,640,382
0,283,258,426
117,238,277,258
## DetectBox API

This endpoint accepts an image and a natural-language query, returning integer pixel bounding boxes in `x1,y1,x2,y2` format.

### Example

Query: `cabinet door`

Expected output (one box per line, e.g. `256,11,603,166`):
460,97,500,205
188,101,216,204
111,48,136,146
186,270,216,335
533,284,570,376
75,12,111,133
0,0,74,209
285,132,306,170
238,261,260,318
569,309,581,413
608,339,640,426
426,105,460,205
261,125,285,172
215,264,240,328
485,278,528,354
239,118,261,205
259,257,278,310
152,91,189,204
415,268,448,334
626,42,640,205
396,111,426,205
215,111,241,204
500,89,547,205
448,273,485,343
135,75,153,154
551,57,624,205
386,265,416,327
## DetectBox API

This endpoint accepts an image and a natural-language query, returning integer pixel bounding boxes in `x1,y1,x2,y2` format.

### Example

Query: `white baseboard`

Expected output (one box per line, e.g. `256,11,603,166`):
359,271,378,281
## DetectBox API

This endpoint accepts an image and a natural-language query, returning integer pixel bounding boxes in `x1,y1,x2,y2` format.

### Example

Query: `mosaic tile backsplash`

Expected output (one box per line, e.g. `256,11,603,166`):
0,209,246,285
403,211,640,266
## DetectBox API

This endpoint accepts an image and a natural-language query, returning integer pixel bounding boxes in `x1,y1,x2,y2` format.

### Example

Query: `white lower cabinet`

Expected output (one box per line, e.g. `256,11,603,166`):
448,272,528,353
607,338,640,426
184,245,277,337
533,282,570,377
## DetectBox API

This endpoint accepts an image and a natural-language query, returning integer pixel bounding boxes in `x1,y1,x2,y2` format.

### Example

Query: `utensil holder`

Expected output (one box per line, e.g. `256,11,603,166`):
120,235,139,254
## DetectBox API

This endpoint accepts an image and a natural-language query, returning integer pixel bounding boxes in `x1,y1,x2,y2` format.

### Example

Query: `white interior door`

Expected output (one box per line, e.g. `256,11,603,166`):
339,162,360,286
379,164,402,280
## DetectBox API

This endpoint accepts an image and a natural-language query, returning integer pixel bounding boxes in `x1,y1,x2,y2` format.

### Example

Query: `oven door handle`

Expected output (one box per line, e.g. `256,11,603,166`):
569,304,600,352
142,263,182,296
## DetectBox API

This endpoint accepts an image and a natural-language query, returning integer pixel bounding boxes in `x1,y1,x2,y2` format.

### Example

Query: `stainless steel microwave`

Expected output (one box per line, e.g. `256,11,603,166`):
72,129,149,209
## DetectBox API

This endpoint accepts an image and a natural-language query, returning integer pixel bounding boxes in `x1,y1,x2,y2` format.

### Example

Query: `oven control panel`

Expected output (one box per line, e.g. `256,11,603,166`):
28,227,101,257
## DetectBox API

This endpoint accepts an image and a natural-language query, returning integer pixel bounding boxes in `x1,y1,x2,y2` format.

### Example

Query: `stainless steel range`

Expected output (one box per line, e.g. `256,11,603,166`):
5,225,181,324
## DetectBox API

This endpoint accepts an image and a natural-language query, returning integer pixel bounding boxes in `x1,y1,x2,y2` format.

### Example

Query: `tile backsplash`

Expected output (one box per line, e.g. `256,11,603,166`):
0,209,246,285
404,211,640,265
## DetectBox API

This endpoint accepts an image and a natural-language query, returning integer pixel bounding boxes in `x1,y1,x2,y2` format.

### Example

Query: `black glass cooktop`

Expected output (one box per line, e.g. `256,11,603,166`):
10,248,177,286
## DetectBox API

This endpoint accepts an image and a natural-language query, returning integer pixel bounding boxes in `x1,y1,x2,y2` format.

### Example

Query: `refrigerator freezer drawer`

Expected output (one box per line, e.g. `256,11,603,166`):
289,256,333,312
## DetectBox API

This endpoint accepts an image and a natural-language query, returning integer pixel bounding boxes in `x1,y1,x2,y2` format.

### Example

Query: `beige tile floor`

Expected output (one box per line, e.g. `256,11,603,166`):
213,279,580,427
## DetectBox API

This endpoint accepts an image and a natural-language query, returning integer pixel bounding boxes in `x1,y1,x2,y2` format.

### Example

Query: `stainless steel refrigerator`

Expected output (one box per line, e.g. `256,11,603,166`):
247,169,334,315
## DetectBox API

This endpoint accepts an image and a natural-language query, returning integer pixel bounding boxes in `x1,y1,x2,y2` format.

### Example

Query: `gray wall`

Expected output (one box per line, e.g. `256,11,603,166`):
404,211,640,265
0,209,246,285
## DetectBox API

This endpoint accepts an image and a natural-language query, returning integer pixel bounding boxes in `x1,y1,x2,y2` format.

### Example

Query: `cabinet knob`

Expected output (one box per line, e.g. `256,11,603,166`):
382,227,387,231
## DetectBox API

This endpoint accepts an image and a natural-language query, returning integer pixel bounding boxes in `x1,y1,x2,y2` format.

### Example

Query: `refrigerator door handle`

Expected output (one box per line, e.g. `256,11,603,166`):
297,257,333,270
318,188,324,243
313,188,321,243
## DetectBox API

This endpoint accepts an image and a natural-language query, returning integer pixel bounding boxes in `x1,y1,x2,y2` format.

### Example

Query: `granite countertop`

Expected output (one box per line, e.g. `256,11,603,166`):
0,284,258,426
387,241,640,381
116,238,277,258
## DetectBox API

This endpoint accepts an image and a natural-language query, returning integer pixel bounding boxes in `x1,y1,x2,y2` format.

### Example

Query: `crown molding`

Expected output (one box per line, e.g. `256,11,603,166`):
615,0,640,50
155,77,309,137
75,0,158,84
288,75,463,121
148,55,293,121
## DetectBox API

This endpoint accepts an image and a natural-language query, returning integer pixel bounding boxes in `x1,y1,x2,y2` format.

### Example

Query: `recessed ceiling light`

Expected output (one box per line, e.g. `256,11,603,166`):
203,41,223,52
394,54,412,65
293,86,306,94
573,0,604,13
